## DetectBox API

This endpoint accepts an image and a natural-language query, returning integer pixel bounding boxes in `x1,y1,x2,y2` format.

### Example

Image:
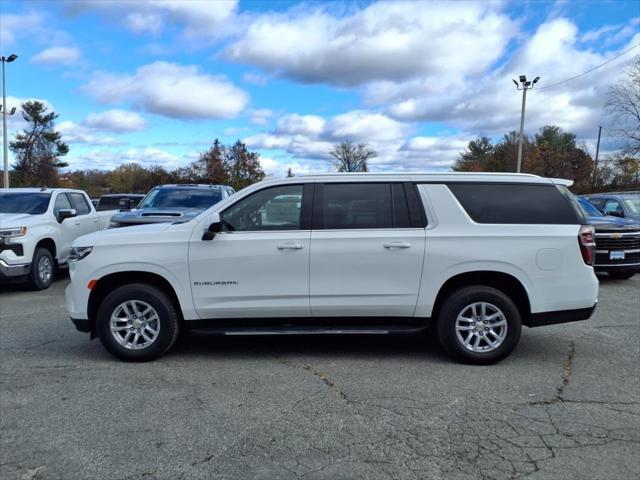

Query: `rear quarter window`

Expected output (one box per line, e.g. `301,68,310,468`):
447,183,582,224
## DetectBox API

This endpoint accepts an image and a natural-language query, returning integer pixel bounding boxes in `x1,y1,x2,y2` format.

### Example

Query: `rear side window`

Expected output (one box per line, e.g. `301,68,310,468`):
447,183,581,224
318,183,411,229
69,193,91,215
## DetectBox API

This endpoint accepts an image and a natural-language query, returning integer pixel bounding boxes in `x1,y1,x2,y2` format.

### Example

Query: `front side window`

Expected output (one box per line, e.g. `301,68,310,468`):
54,193,72,214
69,193,91,215
602,199,623,215
622,197,640,215
221,185,304,231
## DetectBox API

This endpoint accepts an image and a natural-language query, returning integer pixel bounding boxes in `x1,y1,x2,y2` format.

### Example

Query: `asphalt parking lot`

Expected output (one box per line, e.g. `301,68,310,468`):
1,274,638,480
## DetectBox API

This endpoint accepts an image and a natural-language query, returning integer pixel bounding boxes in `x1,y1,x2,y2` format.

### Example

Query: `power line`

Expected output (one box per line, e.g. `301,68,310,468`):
535,43,639,91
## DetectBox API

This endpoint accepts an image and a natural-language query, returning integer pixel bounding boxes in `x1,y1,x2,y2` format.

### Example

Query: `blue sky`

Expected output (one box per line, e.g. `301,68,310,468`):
1,0,638,176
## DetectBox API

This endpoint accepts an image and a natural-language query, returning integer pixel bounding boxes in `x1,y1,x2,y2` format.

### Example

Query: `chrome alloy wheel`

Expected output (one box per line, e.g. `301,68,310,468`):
455,302,508,353
110,300,160,350
38,255,53,284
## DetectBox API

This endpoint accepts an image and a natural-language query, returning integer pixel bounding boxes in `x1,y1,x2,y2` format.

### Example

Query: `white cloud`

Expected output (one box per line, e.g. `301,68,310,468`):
81,61,249,119
0,12,44,45
57,121,123,146
67,147,182,170
69,0,238,40
30,46,81,66
84,110,147,133
248,108,273,126
245,110,414,168
242,72,269,86
225,2,517,86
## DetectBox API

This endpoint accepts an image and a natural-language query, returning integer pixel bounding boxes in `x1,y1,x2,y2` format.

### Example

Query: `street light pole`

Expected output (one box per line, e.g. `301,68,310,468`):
2,54,18,189
512,74,540,173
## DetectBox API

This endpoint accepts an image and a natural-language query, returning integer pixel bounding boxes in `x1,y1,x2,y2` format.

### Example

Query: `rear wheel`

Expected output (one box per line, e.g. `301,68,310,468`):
28,248,54,290
437,286,522,364
608,270,636,280
96,283,180,361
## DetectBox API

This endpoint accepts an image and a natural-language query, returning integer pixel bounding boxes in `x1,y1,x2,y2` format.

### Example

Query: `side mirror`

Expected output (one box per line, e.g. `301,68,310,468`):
57,209,77,223
202,213,222,241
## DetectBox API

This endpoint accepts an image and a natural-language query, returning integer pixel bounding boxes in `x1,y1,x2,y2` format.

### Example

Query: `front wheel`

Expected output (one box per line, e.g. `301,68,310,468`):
96,284,180,361
28,248,55,290
436,286,522,364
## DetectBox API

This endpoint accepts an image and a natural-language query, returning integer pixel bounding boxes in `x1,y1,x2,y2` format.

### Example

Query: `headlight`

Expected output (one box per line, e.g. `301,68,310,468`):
68,246,93,262
0,226,27,238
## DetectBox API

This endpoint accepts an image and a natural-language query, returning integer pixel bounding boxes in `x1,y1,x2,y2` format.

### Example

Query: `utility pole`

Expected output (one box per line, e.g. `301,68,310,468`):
2,54,18,189
592,125,602,190
512,74,540,173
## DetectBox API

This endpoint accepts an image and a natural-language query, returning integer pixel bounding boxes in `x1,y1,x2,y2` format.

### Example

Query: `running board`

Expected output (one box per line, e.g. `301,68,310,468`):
188,324,429,336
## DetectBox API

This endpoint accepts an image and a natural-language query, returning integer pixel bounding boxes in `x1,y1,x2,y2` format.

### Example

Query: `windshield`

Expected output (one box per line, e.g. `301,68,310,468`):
0,192,51,214
577,197,603,217
622,197,640,215
138,188,223,210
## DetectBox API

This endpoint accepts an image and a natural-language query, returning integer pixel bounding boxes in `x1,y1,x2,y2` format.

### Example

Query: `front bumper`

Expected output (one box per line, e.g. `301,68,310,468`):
0,259,31,279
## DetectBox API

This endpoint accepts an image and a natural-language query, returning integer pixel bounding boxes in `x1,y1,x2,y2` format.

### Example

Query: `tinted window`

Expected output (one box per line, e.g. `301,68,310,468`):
139,188,222,209
320,183,411,229
447,183,581,224
221,185,303,231
69,193,91,215
0,193,51,214
588,198,604,210
53,193,72,214
622,197,640,215
602,199,623,215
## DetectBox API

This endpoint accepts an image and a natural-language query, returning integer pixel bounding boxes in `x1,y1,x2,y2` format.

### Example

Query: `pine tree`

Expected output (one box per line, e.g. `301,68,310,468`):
228,140,265,190
10,101,69,186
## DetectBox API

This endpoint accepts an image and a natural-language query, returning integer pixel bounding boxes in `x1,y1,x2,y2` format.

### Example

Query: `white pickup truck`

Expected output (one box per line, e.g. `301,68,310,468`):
0,188,113,290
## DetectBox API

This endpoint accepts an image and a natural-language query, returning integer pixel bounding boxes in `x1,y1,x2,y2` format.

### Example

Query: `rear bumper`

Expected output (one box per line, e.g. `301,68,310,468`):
0,259,31,279
525,303,597,327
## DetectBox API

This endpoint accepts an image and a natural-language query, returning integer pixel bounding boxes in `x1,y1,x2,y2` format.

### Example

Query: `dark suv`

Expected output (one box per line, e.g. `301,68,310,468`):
108,184,235,228
577,197,640,279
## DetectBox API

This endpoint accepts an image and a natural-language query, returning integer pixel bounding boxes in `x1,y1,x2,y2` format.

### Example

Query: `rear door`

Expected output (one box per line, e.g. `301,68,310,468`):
309,182,426,317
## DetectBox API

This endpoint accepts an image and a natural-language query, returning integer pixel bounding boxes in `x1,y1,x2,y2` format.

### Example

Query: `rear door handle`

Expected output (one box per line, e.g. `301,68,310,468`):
383,242,412,249
277,243,305,250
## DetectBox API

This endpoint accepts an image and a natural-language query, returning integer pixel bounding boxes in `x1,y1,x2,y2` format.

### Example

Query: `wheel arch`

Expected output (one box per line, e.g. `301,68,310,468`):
431,271,532,326
34,238,57,264
87,271,184,338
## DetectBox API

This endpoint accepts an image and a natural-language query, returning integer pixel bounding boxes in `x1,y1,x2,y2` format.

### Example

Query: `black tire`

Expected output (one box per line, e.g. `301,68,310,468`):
436,286,522,364
608,270,637,280
96,283,180,362
28,248,55,290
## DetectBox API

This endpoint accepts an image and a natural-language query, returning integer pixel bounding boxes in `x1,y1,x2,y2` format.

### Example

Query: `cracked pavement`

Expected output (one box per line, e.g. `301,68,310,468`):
1,274,638,480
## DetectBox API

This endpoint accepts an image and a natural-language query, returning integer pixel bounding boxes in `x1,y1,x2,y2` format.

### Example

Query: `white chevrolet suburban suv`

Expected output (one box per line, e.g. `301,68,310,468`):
65,173,599,364
0,188,112,290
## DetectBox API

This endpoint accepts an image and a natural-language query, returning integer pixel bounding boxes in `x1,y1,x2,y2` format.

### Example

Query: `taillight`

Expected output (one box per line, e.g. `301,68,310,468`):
579,225,596,266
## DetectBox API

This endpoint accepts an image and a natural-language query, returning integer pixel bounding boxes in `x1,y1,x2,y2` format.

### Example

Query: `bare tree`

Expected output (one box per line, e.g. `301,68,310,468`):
329,140,376,172
606,57,640,156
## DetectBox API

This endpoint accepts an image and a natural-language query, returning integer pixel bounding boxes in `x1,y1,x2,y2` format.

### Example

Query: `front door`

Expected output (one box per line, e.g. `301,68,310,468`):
52,193,78,261
310,182,426,317
189,183,312,319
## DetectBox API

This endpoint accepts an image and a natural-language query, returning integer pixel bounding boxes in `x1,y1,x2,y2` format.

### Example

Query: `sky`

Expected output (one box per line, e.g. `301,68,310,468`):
0,0,638,177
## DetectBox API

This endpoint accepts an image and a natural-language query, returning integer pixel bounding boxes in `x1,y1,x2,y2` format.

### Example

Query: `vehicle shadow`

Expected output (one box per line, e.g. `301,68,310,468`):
0,270,69,293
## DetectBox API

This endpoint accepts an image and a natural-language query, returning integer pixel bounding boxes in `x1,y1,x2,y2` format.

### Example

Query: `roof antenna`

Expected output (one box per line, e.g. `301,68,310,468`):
40,185,48,191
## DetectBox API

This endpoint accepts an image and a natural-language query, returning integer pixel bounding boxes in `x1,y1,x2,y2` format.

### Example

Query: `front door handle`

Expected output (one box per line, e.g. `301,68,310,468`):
74,221,81,226
383,242,412,249
277,243,305,250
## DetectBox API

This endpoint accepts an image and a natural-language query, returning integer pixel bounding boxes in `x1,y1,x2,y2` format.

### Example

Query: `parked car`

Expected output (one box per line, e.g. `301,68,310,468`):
576,197,639,279
108,184,235,228
583,192,640,222
0,188,113,290
95,194,145,212
66,173,599,364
